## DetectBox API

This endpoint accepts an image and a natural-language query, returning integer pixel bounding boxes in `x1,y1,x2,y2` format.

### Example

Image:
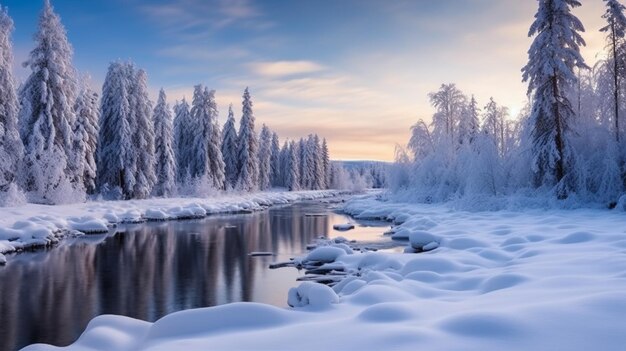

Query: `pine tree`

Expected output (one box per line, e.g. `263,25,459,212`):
257,124,272,190
0,6,23,193
312,135,324,190
321,138,331,189
97,62,134,198
19,0,80,203
236,87,259,191
522,0,588,197
153,89,176,197
279,141,290,187
205,88,225,190
173,98,192,182
189,85,210,181
270,132,281,187
130,67,156,199
286,141,300,191
72,85,99,194
221,104,239,190
601,0,626,143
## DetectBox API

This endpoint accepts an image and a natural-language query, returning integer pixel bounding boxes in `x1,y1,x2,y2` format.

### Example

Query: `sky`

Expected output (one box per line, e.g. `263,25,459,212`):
0,0,611,161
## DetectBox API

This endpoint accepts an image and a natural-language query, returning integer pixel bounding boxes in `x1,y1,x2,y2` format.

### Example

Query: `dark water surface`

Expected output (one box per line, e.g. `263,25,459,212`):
0,201,390,351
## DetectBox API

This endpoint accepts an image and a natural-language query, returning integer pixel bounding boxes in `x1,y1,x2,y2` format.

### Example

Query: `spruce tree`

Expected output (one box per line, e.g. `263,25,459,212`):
97,62,134,198
522,0,588,197
270,132,281,187
72,86,99,194
601,0,626,143
173,98,192,182
0,6,23,193
321,138,331,189
153,89,176,197
221,104,239,190
205,88,225,190
258,124,272,190
189,85,210,181
286,141,300,191
19,0,80,203
130,67,156,199
236,87,259,191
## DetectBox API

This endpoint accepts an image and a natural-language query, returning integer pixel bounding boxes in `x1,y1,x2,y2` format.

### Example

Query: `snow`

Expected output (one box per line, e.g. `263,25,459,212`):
0,190,343,260
21,195,626,351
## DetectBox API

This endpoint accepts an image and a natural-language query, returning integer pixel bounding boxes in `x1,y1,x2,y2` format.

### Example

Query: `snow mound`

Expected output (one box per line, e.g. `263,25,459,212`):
304,246,348,263
288,282,339,309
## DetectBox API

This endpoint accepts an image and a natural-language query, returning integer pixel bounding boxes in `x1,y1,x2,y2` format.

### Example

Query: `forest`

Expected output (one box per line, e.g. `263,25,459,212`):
390,0,626,209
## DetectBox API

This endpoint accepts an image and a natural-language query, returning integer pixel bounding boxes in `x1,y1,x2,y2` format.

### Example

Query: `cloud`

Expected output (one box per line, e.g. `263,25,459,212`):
140,0,270,36
248,60,326,77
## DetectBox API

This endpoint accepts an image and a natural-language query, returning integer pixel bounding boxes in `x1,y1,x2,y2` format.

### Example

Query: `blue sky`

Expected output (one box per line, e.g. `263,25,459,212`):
1,0,609,160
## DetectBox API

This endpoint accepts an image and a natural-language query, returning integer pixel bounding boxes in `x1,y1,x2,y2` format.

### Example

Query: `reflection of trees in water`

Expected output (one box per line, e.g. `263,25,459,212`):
0,203,335,351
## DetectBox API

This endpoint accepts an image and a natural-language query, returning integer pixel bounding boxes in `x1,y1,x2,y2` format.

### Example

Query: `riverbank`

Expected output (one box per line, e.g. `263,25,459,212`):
0,190,346,264
23,194,626,351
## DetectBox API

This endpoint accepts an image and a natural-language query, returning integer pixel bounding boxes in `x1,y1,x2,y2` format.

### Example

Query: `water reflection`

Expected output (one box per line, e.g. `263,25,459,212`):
0,202,387,351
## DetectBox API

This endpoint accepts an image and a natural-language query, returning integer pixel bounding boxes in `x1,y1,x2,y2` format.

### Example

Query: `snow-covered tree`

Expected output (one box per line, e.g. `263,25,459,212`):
206,89,225,190
173,99,192,182
270,132,281,187
72,85,99,194
278,141,290,187
522,0,588,197
221,104,238,190
97,62,134,198
321,138,331,189
129,67,156,199
19,0,80,204
187,86,225,190
312,135,324,190
286,141,300,191
153,89,176,197
236,87,259,191
428,83,466,142
0,6,23,193
257,124,272,190
458,95,481,145
601,0,626,142
482,97,509,156
188,85,210,181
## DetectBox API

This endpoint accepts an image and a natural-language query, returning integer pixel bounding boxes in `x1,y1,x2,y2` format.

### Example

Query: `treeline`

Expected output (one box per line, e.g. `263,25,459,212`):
0,1,335,205
392,0,626,207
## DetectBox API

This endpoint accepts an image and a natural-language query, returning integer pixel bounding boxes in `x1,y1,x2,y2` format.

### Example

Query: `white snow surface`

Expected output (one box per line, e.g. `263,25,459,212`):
22,196,626,350
0,190,343,260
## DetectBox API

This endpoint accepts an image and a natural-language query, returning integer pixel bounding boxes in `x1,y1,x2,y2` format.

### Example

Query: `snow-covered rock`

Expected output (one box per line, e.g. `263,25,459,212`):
333,223,355,231
287,282,339,309
304,246,347,263
408,230,439,250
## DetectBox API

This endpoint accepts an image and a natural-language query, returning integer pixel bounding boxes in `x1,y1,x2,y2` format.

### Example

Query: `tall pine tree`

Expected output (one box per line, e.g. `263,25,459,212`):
72,85,99,194
173,98,192,182
522,0,588,197
236,87,259,191
0,6,23,193
19,0,80,203
153,89,176,197
601,0,626,143
221,104,238,189
97,62,134,198
257,124,272,190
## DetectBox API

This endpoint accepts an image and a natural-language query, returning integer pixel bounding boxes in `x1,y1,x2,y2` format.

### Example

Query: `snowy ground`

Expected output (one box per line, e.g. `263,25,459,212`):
22,195,626,351
0,190,344,264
